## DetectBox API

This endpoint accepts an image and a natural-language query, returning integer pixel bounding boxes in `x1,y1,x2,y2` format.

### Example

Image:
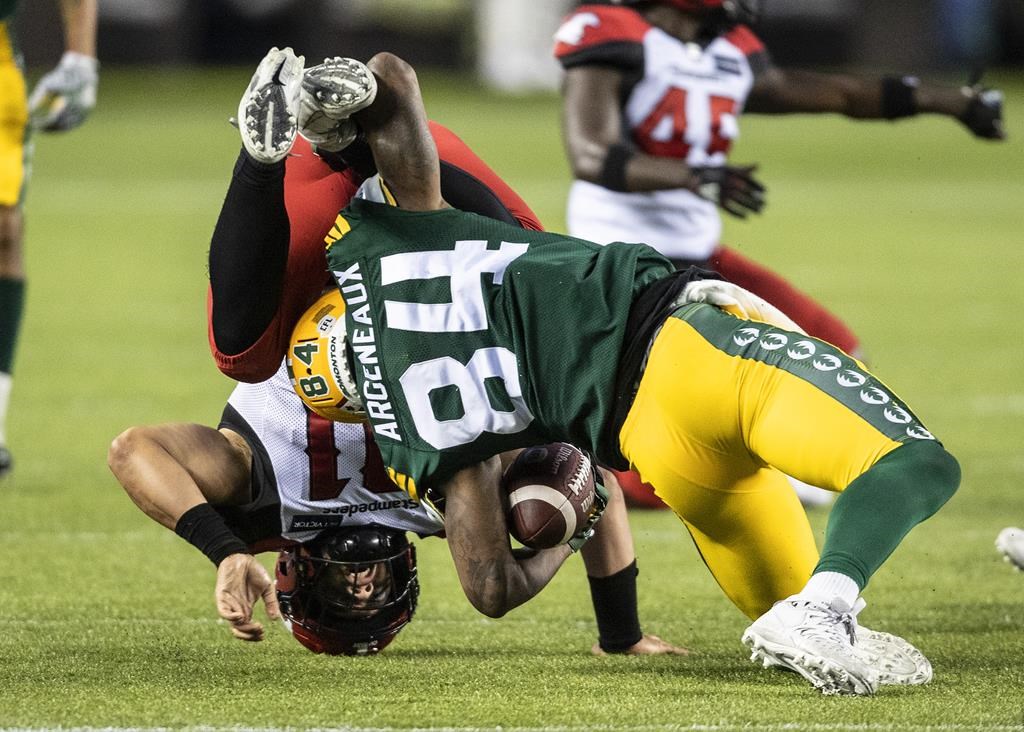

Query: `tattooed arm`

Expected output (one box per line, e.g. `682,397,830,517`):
442,456,573,618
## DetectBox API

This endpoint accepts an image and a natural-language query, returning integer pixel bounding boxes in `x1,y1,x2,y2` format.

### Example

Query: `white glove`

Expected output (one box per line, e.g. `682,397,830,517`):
682,279,807,334
237,47,304,164
28,51,99,132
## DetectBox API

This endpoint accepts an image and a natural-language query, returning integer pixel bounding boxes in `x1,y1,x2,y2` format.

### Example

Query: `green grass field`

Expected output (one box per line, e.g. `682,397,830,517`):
1,65,1022,730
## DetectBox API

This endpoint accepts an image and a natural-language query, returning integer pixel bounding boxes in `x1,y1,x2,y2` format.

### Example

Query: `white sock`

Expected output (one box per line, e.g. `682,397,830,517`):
800,571,860,609
0,372,11,445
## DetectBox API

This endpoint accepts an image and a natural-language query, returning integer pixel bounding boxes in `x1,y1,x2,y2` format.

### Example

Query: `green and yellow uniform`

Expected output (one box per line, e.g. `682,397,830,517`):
0,0,29,207
326,198,957,618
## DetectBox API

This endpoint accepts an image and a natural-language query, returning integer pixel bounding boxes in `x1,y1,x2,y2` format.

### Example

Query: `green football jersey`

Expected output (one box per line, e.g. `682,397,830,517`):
0,0,16,22
326,199,673,494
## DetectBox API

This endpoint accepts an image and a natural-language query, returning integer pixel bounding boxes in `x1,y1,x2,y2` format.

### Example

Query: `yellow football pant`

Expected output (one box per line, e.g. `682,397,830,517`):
0,22,28,207
619,303,908,619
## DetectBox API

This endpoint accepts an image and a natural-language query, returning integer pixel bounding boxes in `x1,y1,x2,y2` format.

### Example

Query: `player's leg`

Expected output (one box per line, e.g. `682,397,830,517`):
0,205,23,477
624,304,957,693
618,314,820,620
107,422,253,529
0,31,29,478
669,303,956,692
709,245,862,357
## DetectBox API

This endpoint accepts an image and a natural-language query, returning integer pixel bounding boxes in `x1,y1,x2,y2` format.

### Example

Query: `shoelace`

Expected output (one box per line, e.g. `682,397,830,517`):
792,600,858,647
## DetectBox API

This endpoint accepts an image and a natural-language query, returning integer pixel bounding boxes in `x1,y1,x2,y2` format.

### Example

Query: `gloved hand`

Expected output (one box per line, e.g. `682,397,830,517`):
958,86,1005,140
28,51,99,132
567,470,610,553
689,164,766,219
683,279,806,334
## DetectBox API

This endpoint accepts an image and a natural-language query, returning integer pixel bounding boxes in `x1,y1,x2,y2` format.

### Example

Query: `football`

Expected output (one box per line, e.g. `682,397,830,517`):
502,443,597,550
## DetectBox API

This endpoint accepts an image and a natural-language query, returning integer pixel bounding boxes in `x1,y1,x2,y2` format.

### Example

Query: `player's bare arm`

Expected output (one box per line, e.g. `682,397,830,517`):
59,0,97,57
27,0,99,132
108,423,280,639
108,423,252,528
562,64,764,216
748,67,1005,140
442,456,573,618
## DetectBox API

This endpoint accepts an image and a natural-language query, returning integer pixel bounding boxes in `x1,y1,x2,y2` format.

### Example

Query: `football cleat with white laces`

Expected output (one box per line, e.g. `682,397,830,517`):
237,47,304,164
996,527,1024,571
742,596,879,695
301,57,377,121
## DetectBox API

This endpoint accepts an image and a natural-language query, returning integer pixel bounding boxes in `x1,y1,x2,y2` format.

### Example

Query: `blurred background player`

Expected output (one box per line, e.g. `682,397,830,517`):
196,48,683,656
553,0,1003,509
0,0,98,478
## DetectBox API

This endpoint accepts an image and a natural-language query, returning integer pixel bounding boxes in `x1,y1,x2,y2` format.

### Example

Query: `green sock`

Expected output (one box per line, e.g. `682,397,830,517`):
0,277,26,374
814,440,960,589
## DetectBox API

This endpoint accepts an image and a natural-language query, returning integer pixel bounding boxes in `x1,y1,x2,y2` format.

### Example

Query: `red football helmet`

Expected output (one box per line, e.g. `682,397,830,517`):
613,0,760,26
276,525,419,655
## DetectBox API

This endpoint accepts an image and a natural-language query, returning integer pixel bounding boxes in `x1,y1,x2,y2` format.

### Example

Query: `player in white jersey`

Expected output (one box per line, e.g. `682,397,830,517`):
108,360,686,656
554,0,1003,510
555,0,1003,352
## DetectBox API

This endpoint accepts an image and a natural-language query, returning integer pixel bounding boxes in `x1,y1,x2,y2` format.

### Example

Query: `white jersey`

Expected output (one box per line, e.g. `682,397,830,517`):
555,5,768,260
226,362,445,543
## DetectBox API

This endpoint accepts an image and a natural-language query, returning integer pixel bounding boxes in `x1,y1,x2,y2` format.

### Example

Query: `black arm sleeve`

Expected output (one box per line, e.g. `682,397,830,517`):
208,149,291,357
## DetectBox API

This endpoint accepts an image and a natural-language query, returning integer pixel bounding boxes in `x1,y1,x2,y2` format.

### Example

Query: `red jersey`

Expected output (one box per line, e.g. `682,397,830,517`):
208,123,542,382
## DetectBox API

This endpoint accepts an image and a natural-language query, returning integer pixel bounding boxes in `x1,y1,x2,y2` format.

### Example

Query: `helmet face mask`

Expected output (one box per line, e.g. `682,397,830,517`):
288,289,366,423
277,526,419,655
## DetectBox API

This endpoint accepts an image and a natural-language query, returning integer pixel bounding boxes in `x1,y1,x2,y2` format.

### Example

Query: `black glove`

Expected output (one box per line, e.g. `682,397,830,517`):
959,87,1005,140
690,164,766,219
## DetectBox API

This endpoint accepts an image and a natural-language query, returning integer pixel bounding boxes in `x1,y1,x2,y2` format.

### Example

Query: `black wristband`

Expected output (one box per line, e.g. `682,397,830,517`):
598,142,634,192
881,75,919,119
174,503,249,566
588,559,642,652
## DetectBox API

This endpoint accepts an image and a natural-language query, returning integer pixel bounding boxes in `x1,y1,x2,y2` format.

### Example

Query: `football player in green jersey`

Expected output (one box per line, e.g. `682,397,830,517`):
295,51,959,695
0,0,98,478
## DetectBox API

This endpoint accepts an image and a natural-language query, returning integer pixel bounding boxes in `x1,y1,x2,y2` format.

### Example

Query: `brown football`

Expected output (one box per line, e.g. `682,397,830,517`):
502,443,596,549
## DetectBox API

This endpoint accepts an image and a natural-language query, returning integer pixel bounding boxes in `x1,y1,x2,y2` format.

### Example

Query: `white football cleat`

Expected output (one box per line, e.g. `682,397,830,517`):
996,527,1024,571
301,57,377,121
237,47,304,164
854,627,932,686
742,596,879,696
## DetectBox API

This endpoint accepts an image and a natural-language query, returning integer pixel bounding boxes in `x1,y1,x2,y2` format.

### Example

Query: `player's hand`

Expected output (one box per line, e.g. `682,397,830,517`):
568,471,609,552
958,86,1005,140
591,633,691,656
690,164,766,219
237,47,305,164
683,279,806,334
27,51,98,132
214,553,281,642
